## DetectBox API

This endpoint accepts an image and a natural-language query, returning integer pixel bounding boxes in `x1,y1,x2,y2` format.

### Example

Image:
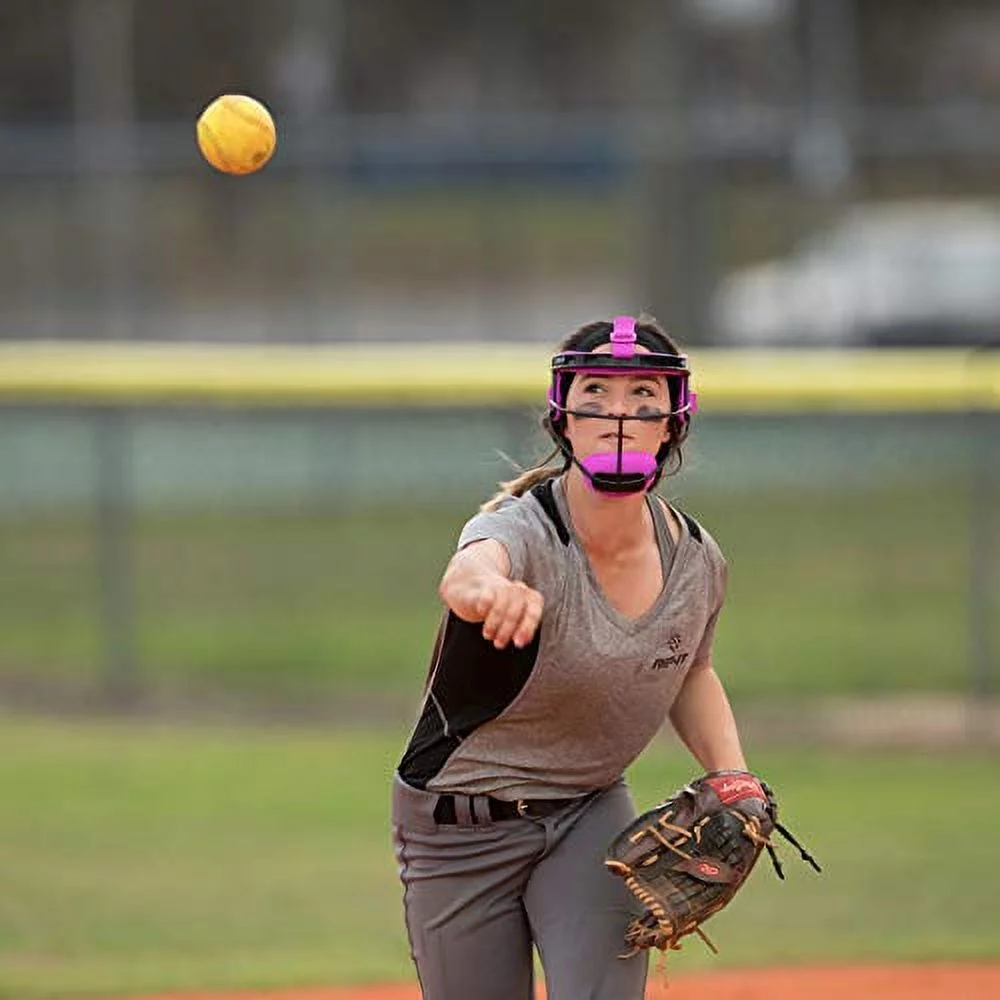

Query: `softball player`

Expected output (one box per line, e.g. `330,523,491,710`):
392,316,749,1000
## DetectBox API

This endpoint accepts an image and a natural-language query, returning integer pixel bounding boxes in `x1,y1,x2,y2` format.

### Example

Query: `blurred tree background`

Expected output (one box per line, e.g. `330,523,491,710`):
2,0,1000,343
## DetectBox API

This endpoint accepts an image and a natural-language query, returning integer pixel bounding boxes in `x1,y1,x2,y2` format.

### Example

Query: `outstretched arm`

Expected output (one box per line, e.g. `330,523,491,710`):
438,539,544,650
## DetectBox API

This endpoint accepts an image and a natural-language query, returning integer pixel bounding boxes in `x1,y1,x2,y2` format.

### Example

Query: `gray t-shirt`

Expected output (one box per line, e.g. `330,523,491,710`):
413,476,728,799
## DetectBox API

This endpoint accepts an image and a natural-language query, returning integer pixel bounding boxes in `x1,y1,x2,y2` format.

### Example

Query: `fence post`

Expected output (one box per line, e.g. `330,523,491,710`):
967,349,998,740
95,406,138,706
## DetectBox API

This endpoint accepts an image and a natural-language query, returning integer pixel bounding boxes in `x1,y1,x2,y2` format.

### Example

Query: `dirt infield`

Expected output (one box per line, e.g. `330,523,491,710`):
132,962,1000,1000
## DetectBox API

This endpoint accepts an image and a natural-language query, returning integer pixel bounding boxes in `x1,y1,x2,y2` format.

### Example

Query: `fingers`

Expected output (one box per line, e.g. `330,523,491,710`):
511,587,544,649
480,580,544,650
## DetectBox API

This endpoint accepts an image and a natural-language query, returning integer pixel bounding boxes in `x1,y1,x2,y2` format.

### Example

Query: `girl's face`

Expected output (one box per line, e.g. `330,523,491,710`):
562,345,672,460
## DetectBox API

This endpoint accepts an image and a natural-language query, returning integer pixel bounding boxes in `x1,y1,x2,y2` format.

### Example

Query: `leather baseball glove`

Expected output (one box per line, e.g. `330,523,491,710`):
605,770,820,958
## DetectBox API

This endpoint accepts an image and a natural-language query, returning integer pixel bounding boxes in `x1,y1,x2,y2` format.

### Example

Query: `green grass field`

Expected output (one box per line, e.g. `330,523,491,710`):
0,476,989,712
0,716,997,999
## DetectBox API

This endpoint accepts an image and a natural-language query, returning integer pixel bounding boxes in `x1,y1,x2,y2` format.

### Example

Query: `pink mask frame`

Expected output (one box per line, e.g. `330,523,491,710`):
545,316,697,497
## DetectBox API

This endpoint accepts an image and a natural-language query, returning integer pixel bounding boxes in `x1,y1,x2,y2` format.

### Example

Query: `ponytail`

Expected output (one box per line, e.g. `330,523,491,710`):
480,452,568,512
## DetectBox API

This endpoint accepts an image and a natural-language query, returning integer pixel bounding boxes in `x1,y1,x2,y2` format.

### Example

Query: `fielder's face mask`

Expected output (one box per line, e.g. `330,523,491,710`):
546,316,697,497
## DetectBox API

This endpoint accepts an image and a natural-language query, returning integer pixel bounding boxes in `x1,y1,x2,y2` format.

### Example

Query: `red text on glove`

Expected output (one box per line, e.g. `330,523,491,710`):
706,775,764,805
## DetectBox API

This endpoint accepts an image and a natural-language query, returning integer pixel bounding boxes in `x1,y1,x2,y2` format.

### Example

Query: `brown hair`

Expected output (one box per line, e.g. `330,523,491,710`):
481,314,689,512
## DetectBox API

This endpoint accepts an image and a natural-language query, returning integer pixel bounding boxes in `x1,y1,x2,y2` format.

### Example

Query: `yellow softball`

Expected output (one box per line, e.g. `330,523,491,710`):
196,94,276,176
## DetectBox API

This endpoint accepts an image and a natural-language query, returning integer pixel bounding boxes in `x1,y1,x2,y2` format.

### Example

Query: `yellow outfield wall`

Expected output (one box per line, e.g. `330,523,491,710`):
0,341,998,412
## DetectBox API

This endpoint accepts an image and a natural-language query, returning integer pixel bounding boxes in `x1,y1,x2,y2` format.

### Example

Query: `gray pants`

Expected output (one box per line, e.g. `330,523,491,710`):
391,774,648,1000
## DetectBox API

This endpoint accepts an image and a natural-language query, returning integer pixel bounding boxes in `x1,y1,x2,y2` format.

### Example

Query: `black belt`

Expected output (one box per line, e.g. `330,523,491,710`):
433,793,581,824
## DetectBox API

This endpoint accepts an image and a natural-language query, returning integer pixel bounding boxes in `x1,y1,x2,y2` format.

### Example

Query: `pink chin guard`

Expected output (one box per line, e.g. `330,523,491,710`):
578,450,658,497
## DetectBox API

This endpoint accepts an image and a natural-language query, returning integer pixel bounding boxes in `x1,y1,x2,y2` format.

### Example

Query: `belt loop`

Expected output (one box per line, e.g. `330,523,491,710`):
471,795,492,827
453,795,474,827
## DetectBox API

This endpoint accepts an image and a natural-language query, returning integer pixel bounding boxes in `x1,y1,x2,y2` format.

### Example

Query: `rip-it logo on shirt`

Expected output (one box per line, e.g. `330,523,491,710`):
651,632,689,671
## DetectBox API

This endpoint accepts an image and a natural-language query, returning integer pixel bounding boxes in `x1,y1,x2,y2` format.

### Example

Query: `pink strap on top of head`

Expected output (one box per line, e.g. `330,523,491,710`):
610,315,637,358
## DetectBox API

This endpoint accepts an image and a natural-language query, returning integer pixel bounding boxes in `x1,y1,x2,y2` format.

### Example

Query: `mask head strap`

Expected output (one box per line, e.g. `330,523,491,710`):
610,315,637,358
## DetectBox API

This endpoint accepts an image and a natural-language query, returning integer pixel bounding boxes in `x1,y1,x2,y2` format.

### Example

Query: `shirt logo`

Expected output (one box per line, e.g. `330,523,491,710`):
651,633,689,671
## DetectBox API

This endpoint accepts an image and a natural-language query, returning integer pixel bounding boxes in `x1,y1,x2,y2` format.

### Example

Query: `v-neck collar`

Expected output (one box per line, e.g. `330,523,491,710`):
551,476,689,632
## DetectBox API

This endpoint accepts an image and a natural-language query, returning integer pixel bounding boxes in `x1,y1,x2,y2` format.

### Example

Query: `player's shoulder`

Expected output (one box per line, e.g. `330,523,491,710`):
503,481,570,543
461,480,567,546
660,497,726,566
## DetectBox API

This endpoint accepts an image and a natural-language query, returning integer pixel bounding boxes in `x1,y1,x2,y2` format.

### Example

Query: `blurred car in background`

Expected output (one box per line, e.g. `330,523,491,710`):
710,201,1000,347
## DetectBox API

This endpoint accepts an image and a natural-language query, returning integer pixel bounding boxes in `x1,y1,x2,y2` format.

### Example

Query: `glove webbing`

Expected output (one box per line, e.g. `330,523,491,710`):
763,821,822,880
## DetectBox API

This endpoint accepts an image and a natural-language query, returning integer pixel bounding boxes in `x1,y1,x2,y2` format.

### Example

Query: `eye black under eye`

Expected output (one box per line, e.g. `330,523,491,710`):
635,404,667,419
